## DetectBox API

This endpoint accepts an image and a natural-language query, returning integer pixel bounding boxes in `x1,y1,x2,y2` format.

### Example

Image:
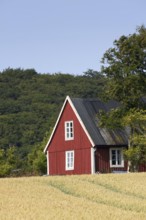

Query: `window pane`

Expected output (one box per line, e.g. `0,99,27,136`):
66,151,74,170
65,121,74,140
117,150,121,165
111,150,116,165
110,149,123,167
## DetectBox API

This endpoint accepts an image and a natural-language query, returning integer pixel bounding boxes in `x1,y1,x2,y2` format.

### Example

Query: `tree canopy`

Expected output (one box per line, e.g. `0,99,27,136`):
100,25,146,171
101,25,146,109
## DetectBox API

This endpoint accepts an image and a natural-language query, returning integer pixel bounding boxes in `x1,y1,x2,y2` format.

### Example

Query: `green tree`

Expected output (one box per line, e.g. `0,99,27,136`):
101,25,146,109
0,149,11,177
27,132,49,175
123,109,146,171
0,146,21,177
100,25,146,171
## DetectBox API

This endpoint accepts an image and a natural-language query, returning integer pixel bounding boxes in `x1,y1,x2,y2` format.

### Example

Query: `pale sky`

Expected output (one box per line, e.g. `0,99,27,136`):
0,0,146,75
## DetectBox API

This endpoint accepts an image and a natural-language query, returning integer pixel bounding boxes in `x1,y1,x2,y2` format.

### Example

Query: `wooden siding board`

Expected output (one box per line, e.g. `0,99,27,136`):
48,101,92,175
138,164,146,172
82,148,91,174
49,152,57,175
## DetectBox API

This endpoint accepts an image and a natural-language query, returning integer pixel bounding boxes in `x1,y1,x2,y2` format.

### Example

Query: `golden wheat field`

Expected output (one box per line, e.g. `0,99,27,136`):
0,173,146,220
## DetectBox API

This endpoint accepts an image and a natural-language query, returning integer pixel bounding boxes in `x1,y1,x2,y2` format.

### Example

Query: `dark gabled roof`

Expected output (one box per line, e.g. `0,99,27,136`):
71,97,128,146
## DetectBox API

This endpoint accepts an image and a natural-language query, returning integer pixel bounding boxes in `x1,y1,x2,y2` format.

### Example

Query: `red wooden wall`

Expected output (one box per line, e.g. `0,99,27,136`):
95,147,128,173
139,164,146,172
47,100,92,175
95,147,146,173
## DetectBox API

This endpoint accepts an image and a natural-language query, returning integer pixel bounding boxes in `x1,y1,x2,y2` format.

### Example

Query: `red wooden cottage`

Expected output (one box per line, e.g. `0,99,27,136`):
44,96,137,175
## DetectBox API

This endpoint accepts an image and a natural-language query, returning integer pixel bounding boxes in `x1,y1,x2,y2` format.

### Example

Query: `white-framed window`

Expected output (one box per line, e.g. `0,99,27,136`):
110,148,124,167
65,121,74,140
65,151,74,170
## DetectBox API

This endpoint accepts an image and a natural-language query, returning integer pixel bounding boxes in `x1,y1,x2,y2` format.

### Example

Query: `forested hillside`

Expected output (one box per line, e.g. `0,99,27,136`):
0,68,106,176
1,25,145,176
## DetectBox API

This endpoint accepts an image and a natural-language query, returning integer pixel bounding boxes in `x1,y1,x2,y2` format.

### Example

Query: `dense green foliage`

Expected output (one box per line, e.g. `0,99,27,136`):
0,146,22,177
0,68,105,176
100,25,146,171
122,108,146,171
102,25,146,109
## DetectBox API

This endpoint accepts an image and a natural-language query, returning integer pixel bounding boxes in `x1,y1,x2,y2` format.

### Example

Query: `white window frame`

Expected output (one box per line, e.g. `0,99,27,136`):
110,148,124,168
65,150,74,170
65,121,74,141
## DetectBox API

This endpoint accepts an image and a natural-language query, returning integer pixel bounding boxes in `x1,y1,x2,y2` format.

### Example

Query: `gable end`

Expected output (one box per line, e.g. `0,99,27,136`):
44,96,95,153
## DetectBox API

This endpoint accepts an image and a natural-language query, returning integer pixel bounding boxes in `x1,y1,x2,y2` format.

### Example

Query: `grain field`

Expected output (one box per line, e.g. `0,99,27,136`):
0,173,146,220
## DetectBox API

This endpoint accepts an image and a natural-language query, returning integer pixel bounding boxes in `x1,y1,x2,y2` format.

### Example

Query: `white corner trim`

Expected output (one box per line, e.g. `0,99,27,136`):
47,152,49,175
91,147,96,174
